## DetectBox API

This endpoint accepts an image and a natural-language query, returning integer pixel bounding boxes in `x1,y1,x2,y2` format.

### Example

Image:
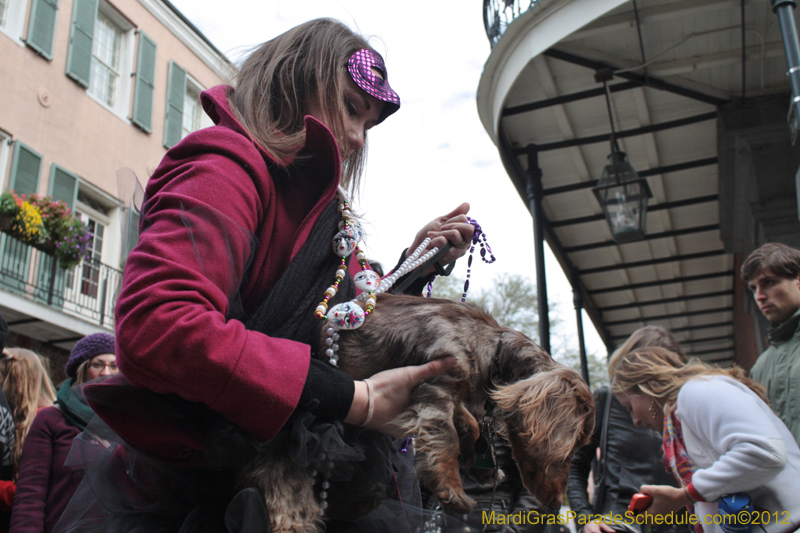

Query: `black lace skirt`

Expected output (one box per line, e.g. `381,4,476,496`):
52,412,470,533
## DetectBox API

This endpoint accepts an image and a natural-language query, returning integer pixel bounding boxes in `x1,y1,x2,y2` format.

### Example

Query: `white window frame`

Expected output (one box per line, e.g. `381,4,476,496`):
71,211,106,299
0,0,26,46
0,131,10,190
182,74,212,139
74,180,120,269
86,1,135,122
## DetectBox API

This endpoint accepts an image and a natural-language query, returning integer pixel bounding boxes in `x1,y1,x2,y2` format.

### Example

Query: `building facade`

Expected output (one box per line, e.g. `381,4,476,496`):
0,0,231,376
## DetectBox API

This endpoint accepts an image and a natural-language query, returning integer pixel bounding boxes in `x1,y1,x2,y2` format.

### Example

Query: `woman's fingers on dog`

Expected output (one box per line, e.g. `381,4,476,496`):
411,356,457,383
361,357,457,435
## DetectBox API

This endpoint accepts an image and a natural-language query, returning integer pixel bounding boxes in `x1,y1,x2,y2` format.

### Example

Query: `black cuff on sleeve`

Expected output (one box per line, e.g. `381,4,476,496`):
296,358,355,422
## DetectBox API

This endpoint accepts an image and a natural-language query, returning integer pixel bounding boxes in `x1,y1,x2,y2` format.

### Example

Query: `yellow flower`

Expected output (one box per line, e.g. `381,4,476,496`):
14,201,44,241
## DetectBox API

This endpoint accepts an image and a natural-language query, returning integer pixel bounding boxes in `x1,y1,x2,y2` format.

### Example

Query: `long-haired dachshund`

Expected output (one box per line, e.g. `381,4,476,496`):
243,294,595,533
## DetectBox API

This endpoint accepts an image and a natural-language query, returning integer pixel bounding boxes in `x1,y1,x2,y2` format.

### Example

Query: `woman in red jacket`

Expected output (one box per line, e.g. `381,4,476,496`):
10,333,117,533
65,17,473,533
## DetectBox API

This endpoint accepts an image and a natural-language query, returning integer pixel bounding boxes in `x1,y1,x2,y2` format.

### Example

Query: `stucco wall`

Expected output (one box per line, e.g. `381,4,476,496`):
0,0,227,203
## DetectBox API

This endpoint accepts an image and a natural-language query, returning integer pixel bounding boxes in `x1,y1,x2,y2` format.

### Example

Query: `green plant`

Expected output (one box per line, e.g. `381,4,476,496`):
0,191,93,269
0,191,17,216
0,191,45,244
54,217,93,269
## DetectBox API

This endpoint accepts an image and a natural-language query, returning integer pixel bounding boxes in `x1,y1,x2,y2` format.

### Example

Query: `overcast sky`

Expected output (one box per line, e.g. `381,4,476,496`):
168,0,607,357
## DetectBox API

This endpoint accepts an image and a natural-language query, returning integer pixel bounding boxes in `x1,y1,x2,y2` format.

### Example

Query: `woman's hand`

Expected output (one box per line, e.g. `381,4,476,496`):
639,485,692,517
407,203,473,273
582,522,616,533
344,357,457,437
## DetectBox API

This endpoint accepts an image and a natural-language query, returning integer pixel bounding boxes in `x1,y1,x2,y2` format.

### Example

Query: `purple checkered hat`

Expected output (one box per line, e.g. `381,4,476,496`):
347,49,400,123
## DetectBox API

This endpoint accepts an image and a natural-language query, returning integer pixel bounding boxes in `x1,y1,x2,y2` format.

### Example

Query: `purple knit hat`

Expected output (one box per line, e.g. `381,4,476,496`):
66,332,115,379
347,49,400,123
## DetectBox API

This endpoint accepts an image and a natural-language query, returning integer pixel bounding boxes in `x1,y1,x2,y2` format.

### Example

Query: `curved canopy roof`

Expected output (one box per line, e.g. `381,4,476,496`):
478,0,800,363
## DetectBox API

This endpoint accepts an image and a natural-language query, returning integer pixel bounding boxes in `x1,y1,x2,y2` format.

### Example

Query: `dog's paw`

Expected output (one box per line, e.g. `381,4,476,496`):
437,489,476,515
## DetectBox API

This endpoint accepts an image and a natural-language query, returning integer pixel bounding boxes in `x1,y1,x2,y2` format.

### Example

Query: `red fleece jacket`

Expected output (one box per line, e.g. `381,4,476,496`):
114,85,357,443
10,407,82,533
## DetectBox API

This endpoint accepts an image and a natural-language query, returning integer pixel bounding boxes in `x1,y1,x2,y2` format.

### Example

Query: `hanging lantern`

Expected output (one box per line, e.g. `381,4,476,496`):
593,151,652,243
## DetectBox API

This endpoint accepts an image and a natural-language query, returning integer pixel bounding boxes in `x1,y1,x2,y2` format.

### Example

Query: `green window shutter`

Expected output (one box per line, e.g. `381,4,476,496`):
163,60,186,149
48,165,79,210
25,0,59,60
8,142,43,196
131,32,157,133
65,0,99,88
124,209,140,260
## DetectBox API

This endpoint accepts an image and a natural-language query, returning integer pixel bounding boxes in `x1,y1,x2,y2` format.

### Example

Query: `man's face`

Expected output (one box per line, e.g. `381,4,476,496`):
747,267,800,325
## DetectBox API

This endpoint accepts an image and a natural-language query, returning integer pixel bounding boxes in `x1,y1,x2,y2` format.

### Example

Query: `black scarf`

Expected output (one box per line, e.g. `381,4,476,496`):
240,197,355,352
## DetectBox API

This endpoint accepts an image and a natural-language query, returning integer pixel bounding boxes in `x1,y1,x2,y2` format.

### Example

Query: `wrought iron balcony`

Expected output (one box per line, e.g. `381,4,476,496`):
0,234,122,328
484,0,541,48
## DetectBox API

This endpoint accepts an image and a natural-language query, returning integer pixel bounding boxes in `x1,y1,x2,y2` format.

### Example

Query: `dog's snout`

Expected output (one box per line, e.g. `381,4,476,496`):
548,499,562,513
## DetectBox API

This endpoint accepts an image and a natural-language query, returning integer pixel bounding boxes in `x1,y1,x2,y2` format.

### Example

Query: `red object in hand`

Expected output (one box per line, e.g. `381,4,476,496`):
628,493,653,516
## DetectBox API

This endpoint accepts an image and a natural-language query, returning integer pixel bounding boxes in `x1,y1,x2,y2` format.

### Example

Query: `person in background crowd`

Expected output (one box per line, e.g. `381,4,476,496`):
0,315,14,532
10,332,117,533
612,347,800,533
740,242,800,445
568,326,686,533
1,348,56,479
0,347,56,528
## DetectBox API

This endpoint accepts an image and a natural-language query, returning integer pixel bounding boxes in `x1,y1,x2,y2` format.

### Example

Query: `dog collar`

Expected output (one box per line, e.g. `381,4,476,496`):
488,332,506,390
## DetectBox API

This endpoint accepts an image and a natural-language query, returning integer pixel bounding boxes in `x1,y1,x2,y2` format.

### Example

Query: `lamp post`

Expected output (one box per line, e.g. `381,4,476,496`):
593,151,652,243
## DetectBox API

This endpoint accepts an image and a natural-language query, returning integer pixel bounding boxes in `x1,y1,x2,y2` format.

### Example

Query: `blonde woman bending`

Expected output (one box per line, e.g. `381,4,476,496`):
0,348,56,480
612,347,800,533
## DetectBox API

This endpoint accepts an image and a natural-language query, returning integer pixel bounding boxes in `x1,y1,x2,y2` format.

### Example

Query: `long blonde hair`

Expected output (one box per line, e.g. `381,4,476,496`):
1,348,56,479
608,325,686,379
611,346,768,415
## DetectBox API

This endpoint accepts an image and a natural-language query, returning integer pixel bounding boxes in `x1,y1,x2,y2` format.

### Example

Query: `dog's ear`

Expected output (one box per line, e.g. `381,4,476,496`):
490,366,594,462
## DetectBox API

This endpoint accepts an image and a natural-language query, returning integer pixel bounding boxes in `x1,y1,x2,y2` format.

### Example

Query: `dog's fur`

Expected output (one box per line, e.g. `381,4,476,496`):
242,294,595,533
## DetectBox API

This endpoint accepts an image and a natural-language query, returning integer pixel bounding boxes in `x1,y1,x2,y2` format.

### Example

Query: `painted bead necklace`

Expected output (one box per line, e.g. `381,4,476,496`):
315,188,440,367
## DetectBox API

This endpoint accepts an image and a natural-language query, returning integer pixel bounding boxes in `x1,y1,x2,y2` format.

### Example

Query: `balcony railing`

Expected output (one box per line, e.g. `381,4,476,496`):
484,0,541,48
0,234,122,328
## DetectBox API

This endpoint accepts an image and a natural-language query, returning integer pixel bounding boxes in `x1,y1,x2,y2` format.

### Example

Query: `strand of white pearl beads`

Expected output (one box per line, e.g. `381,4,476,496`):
313,453,334,516
323,238,439,366
358,237,439,300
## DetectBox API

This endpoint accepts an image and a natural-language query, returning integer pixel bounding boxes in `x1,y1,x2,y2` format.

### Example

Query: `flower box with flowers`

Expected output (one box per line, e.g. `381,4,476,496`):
0,191,93,269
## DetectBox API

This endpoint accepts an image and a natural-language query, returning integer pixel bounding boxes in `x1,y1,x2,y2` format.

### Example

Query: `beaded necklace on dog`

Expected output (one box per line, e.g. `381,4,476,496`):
316,191,498,368
315,187,441,367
